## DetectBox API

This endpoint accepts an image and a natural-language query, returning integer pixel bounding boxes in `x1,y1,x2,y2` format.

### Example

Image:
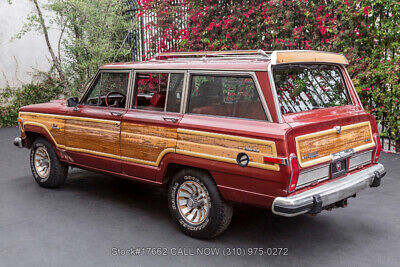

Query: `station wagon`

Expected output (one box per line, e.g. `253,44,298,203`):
14,50,386,239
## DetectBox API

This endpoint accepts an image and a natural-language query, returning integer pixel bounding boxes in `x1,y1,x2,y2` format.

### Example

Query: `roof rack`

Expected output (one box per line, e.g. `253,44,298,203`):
154,50,272,61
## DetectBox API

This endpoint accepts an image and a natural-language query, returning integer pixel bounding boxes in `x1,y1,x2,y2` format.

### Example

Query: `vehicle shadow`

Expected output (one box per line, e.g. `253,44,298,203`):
63,168,380,257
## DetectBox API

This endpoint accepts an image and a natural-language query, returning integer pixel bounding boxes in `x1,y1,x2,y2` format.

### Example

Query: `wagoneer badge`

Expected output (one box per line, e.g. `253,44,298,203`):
335,126,342,134
302,151,319,160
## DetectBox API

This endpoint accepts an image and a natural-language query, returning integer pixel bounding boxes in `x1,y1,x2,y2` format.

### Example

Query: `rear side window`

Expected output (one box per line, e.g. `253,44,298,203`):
273,64,351,114
133,72,184,112
166,73,184,113
187,75,267,121
134,73,168,111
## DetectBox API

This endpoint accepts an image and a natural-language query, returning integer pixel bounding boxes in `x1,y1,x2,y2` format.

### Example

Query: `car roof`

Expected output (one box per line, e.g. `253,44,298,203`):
100,59,271,71
100,50,348,71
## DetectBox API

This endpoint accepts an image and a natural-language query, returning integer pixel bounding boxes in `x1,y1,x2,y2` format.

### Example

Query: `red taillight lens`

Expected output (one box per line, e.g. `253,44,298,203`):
264,156,285,165
288,154,300,192
373,133,381,163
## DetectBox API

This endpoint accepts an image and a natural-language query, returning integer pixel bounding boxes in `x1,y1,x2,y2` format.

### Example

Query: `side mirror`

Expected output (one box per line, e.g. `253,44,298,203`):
66,97,79,107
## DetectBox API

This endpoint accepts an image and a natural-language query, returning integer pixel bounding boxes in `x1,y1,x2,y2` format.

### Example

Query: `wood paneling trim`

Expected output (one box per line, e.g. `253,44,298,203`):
22,121,122,160
177,128,279,171
176,149,280,171
295,121,375,168
177,128,277,150
121,148,176,166
20,112,120,125
22,121,66,149
21,113,280,171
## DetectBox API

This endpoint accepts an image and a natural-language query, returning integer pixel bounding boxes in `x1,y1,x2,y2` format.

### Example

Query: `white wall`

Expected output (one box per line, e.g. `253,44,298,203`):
0,0,58,88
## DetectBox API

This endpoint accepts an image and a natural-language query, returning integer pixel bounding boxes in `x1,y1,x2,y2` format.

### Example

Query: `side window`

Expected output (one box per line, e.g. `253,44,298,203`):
83,76,101,106
166,73,184,113
82,72,129,108
187,75,267,121
133,72,184,112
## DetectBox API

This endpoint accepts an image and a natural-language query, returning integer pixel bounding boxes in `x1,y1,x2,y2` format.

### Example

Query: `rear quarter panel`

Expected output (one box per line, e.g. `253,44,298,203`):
175,114,291,208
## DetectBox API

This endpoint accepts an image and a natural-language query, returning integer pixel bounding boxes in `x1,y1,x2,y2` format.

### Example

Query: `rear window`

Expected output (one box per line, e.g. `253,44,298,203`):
273,64,352,114
187,75,267,121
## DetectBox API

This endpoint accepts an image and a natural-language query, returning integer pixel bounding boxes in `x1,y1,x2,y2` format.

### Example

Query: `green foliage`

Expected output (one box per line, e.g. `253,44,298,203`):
1,0,133,127
140,0,400,150
0,74,64,127
15,0,133,95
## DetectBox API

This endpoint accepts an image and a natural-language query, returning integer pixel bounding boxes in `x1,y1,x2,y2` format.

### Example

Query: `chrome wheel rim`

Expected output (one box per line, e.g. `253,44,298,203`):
34,147,51,180
177,180,209,225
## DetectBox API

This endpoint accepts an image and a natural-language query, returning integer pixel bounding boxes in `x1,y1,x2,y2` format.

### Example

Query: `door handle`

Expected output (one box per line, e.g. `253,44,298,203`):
163,117,179,123
110,111,123,117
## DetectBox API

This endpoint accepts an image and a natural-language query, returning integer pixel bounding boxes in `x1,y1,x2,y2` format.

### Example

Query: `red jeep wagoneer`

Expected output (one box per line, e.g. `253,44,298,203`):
14,50,385,239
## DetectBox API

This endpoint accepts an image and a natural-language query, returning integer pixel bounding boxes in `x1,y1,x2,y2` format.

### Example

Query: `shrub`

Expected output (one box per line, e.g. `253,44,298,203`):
0,75,64,127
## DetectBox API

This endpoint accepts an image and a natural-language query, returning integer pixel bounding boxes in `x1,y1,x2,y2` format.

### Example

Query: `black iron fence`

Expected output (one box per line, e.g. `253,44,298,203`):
379,113,399,153
124,0,188,61
124,0,144,61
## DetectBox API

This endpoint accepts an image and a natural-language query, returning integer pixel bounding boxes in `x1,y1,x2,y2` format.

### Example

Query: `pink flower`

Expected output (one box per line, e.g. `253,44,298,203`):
363,6,371,16
319,26,328,35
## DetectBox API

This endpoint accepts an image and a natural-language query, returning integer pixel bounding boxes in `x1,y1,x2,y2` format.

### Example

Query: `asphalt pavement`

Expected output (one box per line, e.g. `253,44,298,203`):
1,126,399,267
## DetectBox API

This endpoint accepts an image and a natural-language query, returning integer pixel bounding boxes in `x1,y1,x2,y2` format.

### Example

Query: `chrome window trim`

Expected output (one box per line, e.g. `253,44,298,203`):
267,63,283,123
128,69,187,113
79,70,101,105
79,72,99,104
181,70,190,114
165,73,186,113
164,74,171,112
184,70,273,123
180,112,274,123
130,69,187,74
270,52,277,65
343,66,363,108
79,69,132,109
126,70,135,110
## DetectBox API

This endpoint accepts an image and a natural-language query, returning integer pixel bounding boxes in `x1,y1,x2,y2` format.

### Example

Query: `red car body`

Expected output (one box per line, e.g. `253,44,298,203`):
16,50,385,216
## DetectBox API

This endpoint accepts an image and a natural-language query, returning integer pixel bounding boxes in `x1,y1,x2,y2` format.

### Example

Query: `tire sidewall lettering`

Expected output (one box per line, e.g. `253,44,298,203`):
172,174,212,232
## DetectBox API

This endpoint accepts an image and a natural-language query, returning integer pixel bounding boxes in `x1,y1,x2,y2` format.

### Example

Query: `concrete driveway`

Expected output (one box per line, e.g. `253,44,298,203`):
1,126,399,267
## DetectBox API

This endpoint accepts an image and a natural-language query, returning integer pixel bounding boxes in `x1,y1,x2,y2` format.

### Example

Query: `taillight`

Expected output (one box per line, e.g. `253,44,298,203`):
288,154,300,193
373,133,381,163
263,156,287,165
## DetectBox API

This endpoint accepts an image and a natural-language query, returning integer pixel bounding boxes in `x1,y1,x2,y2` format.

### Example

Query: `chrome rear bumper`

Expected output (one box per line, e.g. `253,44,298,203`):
272,163,386,217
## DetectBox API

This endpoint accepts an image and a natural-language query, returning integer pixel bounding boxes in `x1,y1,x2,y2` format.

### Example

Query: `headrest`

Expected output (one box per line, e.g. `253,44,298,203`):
150,91,166,107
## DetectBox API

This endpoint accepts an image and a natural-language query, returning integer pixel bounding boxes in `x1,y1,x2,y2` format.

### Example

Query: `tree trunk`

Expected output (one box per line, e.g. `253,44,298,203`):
31,0,66,83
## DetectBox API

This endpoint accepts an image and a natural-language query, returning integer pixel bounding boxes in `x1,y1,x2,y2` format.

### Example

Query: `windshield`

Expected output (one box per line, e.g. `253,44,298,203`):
273,64,352,114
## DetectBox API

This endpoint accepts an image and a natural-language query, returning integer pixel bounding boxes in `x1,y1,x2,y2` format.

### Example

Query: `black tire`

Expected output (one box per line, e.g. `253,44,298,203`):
30,137,68,188
168,168,233,239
